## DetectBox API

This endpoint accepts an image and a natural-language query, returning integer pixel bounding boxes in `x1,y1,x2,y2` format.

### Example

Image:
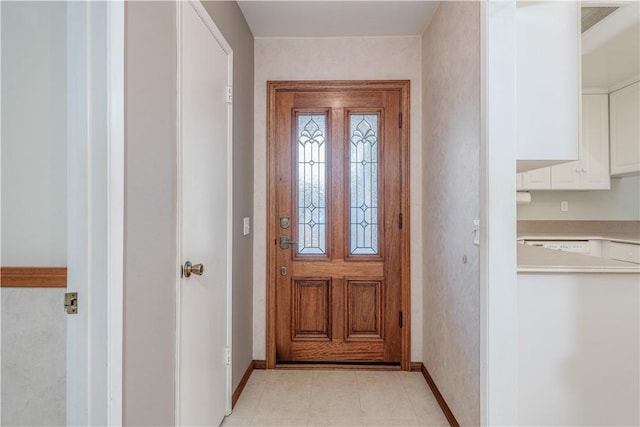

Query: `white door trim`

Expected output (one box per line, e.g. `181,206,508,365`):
66,1,124,425
479,1,519,425
107,1,125,424
174,1,234,422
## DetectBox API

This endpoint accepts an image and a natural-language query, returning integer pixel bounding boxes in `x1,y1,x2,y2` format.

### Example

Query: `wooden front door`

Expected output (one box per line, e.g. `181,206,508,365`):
267,81,410,368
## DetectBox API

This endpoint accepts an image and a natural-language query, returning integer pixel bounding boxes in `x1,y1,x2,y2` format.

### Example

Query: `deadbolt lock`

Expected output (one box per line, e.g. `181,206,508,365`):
280,266,287,276
279,216,290,229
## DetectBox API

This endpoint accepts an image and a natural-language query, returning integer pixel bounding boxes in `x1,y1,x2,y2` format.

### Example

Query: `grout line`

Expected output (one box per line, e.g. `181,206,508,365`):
399,372,425,425
248,370,268,425
395,371,420,425
354,370,365,420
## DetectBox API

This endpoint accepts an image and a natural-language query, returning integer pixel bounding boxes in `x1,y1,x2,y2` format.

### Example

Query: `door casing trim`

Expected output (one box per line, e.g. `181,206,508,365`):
265,80,411,370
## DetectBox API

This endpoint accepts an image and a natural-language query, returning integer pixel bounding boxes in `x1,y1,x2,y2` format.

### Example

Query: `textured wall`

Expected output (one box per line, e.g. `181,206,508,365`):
518,176,640,220
1,288,66,426
421,2,481,426
124,2,177,425
253,36,423,361
1,2,67,425
200,0,255,392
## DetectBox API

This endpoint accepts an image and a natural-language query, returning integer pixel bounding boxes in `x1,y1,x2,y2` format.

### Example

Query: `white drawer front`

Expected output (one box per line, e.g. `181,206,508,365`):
609,242,640,264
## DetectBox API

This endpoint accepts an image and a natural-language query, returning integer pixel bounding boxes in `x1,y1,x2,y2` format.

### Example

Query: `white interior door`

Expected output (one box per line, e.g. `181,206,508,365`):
177,1,232,426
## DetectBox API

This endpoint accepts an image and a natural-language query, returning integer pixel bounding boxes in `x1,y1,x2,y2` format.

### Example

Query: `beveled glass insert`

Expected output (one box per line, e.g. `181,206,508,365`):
349,114,379,255
297,114,327,255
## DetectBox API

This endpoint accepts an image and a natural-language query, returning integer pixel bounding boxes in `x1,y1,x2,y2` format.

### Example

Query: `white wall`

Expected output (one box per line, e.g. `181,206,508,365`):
518,176,640,220
1,1,67,266
253,36,423,361
518,273,639,426
1,2,67,425
422,3,481,426
481,1,518,424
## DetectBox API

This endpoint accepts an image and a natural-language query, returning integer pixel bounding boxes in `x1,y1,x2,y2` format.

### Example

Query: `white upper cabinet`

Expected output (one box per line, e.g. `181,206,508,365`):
551,94,610,190
518,167,551,190
516,1,580,172
610,82,640,176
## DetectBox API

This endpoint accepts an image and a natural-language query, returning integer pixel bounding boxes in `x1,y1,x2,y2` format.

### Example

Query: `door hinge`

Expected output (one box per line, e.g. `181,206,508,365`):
65,292,78,314
399,311,403,328
226,86,233,104
399,112,403,128
226,347,231,365
399,213,403,229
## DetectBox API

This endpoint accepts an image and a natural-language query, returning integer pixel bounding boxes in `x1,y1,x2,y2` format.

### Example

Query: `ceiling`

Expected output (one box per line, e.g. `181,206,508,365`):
237,1,638,90
581,7,619,33
582,3,640,90
237,1,440,37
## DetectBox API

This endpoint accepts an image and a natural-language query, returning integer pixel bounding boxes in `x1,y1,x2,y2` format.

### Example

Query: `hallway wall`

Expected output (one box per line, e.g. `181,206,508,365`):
124,2,255,424
252,36,423,362
124,2,178,424
1,2,67,425
421,2,481,426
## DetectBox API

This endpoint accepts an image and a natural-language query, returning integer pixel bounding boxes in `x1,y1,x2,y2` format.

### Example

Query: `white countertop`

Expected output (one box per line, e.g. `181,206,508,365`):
517,232,640,245
517,244,640,274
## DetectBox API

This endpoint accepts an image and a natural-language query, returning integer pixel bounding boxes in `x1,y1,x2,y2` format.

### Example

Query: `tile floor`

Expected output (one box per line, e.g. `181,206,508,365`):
222,369,450,427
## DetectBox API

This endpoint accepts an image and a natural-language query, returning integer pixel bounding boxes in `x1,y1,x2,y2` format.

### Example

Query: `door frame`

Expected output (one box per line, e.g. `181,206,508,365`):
265,80,411,370
174,0,234,420
66,1,124,425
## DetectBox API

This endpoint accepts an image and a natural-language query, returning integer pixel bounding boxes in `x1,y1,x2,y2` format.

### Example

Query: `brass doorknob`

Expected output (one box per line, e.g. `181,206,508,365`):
183,261,204,278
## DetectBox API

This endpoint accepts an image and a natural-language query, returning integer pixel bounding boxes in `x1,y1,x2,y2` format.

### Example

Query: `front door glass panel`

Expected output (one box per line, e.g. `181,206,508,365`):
349,113,379,255
297,113,327,255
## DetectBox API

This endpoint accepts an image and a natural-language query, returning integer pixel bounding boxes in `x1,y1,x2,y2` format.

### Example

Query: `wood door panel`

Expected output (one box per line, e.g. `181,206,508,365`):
292,279,332,341
293,91,384,109
292,261,383,277
286,341,386,362
268,81,410,367
345,280,383,341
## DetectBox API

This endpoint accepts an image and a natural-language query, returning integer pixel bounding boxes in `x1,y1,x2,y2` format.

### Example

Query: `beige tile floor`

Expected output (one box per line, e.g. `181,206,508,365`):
222,369,450,427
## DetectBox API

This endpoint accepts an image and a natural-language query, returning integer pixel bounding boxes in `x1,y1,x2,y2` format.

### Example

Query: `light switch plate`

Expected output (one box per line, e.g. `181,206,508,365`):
243,217,250,235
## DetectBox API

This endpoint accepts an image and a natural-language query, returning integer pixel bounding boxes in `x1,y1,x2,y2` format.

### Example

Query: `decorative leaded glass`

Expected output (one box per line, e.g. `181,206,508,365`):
297,114,327,255
349,114,379,255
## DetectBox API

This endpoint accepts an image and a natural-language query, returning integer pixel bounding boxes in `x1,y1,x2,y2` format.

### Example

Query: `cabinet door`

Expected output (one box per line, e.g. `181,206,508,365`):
581,94,610,189
610,82,640,176
516,2,580,165
516,173,524,191
551,159,580,189
522,167,551,190
551,94,610,190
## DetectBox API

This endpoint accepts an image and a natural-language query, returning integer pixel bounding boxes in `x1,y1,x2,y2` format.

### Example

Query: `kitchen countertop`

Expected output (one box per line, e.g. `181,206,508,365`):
517,232,640,245
518,244,640,273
